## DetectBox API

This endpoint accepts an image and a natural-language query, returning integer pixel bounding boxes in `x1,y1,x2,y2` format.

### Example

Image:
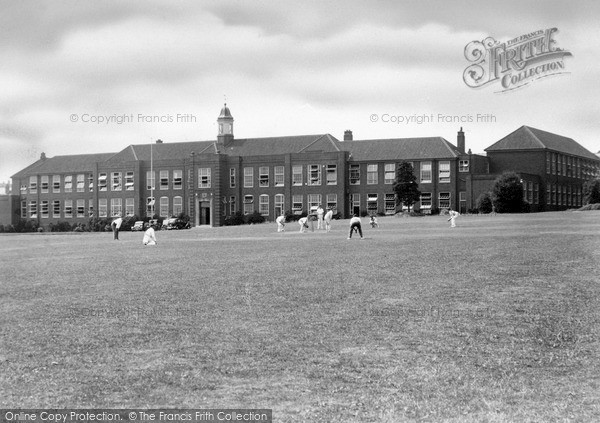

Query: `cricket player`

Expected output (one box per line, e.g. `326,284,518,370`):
448,209,460,228
324,208,334,232
276,214,286,232
143,224,157,245
316,205,324,229
298,216,309,233
111,215,123,240
348,214,363,239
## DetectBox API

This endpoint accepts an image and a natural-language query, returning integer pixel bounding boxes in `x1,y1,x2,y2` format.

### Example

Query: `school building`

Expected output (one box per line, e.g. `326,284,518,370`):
7,104,600,228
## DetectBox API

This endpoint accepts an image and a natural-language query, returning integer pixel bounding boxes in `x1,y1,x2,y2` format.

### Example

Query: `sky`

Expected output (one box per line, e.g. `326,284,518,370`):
2,0,599,184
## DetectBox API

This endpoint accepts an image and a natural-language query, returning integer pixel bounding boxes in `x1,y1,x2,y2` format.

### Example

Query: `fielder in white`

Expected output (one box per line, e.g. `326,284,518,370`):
316,205,324,229
276,214,286,232
298,217,309,233
448,209,460,228
143,225,157,245
324,208,333,232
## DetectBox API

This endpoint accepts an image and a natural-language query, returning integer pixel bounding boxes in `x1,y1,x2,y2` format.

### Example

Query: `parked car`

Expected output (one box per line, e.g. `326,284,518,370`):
131,221,144,231
162,218,191,230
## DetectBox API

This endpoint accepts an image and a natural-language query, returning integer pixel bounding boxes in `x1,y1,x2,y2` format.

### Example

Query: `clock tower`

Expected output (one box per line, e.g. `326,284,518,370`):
217,103,234,147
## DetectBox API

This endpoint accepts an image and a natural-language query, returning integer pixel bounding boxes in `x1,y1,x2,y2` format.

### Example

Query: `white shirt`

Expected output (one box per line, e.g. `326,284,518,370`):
113,217,123,228
317,207,324,216
143,227,156,245
299,217,308,225
350,216,361,225
324,210,333,221
276,215,285,223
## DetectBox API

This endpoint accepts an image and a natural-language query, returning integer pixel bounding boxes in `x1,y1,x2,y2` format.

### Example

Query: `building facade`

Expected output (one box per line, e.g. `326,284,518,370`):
8,105,600,229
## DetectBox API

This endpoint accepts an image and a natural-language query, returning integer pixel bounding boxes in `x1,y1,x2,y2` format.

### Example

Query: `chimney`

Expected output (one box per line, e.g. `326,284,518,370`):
344,130,353,141
40,152,46,160
156,139,163,144
457,127,465,153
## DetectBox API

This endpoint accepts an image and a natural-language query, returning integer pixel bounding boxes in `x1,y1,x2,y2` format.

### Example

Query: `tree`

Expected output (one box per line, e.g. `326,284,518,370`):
393,161,421,213
491,171,525,213
583,179,600,205
476,191,493,214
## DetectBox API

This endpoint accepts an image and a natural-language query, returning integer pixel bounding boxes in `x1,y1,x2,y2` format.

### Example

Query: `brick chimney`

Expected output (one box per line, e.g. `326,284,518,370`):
155,139,163,144
344,130,353,141
40,152,46,160
457,127,465,153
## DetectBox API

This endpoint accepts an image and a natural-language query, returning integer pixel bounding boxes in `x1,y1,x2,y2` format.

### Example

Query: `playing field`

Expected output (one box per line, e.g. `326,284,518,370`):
1,212,599,422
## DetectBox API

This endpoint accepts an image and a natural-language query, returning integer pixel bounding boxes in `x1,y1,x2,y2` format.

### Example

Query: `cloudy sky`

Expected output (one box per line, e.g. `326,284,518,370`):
2,0,599,183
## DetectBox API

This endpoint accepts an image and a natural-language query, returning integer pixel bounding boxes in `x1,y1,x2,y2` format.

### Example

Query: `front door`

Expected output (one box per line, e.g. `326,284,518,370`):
200,201,211,225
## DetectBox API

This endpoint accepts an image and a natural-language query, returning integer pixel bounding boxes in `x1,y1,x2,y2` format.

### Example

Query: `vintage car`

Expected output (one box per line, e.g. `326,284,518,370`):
131,221,144,231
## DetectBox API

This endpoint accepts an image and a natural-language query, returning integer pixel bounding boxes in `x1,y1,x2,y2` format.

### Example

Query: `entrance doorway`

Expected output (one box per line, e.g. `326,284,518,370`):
199,201,211,225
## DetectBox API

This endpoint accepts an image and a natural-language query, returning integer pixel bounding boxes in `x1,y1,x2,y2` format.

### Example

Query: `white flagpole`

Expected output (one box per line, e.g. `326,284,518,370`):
150,138,154,218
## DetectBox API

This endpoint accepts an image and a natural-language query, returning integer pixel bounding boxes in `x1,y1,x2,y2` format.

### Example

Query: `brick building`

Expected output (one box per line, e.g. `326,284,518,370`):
7,105,600,229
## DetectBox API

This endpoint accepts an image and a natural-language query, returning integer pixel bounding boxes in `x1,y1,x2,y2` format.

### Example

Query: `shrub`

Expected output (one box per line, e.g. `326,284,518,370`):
476,192,493,214
245,211,266,224
492,171,526,213
49,221,73,232
223,211,245,226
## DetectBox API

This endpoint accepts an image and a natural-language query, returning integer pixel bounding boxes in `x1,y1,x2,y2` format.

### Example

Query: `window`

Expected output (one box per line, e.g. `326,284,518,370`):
551,153,556,175
562,156,566,176
146,197,155,215
439,161,450,183
546,185,551,205
29,176,37,194
384,164,395,184
88,174,94,192
244,167,253,188
146,171,155,190
170,170,181,190
292,165,303,186
326,164,337,185
385,193,396,214
41,200,49,218
308,165,321,186
459,160,470,172
230,168,236,188
199,168,211,188
292,195,303,214
308,194,321,212
275,166,285,187
576,158,581,179
367,193,378,213
527,181,533,204
126,198,135,216
243,195,254,214
259,195,269,216
88,200,94,218
64,200,73,218
110,198,121,217
111,172,122,191
326,194,337,212
53,200,60,218
173,196,183,216
160,170,169,190
160,197,169,217
349,164,360,185
77,174,85,192
367,164,378,185
274,194,284,216
77,200,85,218
420,193,432,210
98,173,108,191
439,192,450,209
259,166,269,187
29,200,38,218
459,191,466,202
20,184,27,194
21,200,27,218
53,175,61,193
41,176,49,193
551,184,556,205
99,199,107,217
64,175,72,193
351,194,360,215
230,196,236,214
126,171,135,191
420,162,432,183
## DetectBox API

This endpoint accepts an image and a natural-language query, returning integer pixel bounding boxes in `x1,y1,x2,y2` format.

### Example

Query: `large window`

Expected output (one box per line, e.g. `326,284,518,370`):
53,175,61,193
173,196,183,215
111,172,122,191
41,176,49,193
274,194,284,216
308,165,321,186
29,200,37,218
439,192,450,209
349,164,360,185
126,171,135,191
351,194,360,215
146,171,155,190
244,167,253,188
29,176,37,194
199,168,211,188
459,160,469,172
99,199,107,217
439,161,450,183
308,194,321,212
41,200,49,218
326,164,337,185
88,174,94,192
77,199,85,218
53,200,60,218
230,196,236,214
275,166,285,187
385,193,396,214
77,174,85,192
230,168,236,188
384,164,395,184
126,198,135,216
259,166,269,187
367,164,378,185
160,197,169,217
64,175,72,193
243,195,254,214
89,201,94,218
147,197,155,215
110,198,122,217
420,193,432,210
420,162,432,183
64,200,73,218
259,194,269,216
292,165,302,186
292,195,303,214
367,193,378,213
160,170,169,190
326,194,337,211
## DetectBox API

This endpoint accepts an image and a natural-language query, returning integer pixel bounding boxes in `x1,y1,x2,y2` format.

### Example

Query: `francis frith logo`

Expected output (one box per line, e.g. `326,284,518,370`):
463,28,572,92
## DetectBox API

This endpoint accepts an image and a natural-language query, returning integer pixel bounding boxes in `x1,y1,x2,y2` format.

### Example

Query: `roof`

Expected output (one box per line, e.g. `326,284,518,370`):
106,141,217,163
339,137,461,161
485,126,599,160
11,153,114,178
221,134,341,156
218,103,233,119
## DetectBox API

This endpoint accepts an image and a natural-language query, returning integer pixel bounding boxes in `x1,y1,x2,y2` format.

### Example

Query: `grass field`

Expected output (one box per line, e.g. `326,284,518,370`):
1,212,600,422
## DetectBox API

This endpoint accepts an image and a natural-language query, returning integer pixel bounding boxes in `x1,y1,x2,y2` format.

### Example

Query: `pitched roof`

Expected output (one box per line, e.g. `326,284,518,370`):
107,141,217,163
11,153,115,178
220,134,340,156
339,137,461,161
485,126,599,160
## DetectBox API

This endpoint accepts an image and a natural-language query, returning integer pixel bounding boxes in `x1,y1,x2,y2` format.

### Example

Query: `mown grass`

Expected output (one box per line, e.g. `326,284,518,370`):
1,211,600,421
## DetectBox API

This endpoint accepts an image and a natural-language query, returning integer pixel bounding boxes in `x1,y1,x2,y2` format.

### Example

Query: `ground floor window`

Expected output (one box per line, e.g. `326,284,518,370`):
65,200,73,218
439,192,450,209
351,193,360,215
41,200,49,218
77,200,85,218
160,197,169,217
367,193,378,214
53,200,61,218
146,197,155,216
326,194,337,212
292,195,303,214
274,194,284,216
308,194,321,213
420,193,432,210
244,195,254,214
110,198,121,217
230,196,236,214
385,193,395,214
99,199,107,217
259,194,269,216
21,200,27,218
88,201,94,218
126,198,135,217
173,196,183,216
29,200,37,218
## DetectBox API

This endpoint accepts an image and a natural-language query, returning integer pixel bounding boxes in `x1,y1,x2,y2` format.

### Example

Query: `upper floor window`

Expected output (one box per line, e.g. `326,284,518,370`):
274,166,284,187
459,160,469,172
292,166,302,186
160,170,169,190
230,168,236,188
29,176,37,194
326,164,337,185
64,175,72,193
420,162,432,183
439,161,450,183
199,168,211,188
173,170,182,190
53,175,61,193
349,164,360,185
384,164,395,184
41,176,49,193
308,165,321,186
367,164,378,185
259,166,269,187
111,172,122,191
126,171,135,191
77,174,85,192
244,167,253,188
